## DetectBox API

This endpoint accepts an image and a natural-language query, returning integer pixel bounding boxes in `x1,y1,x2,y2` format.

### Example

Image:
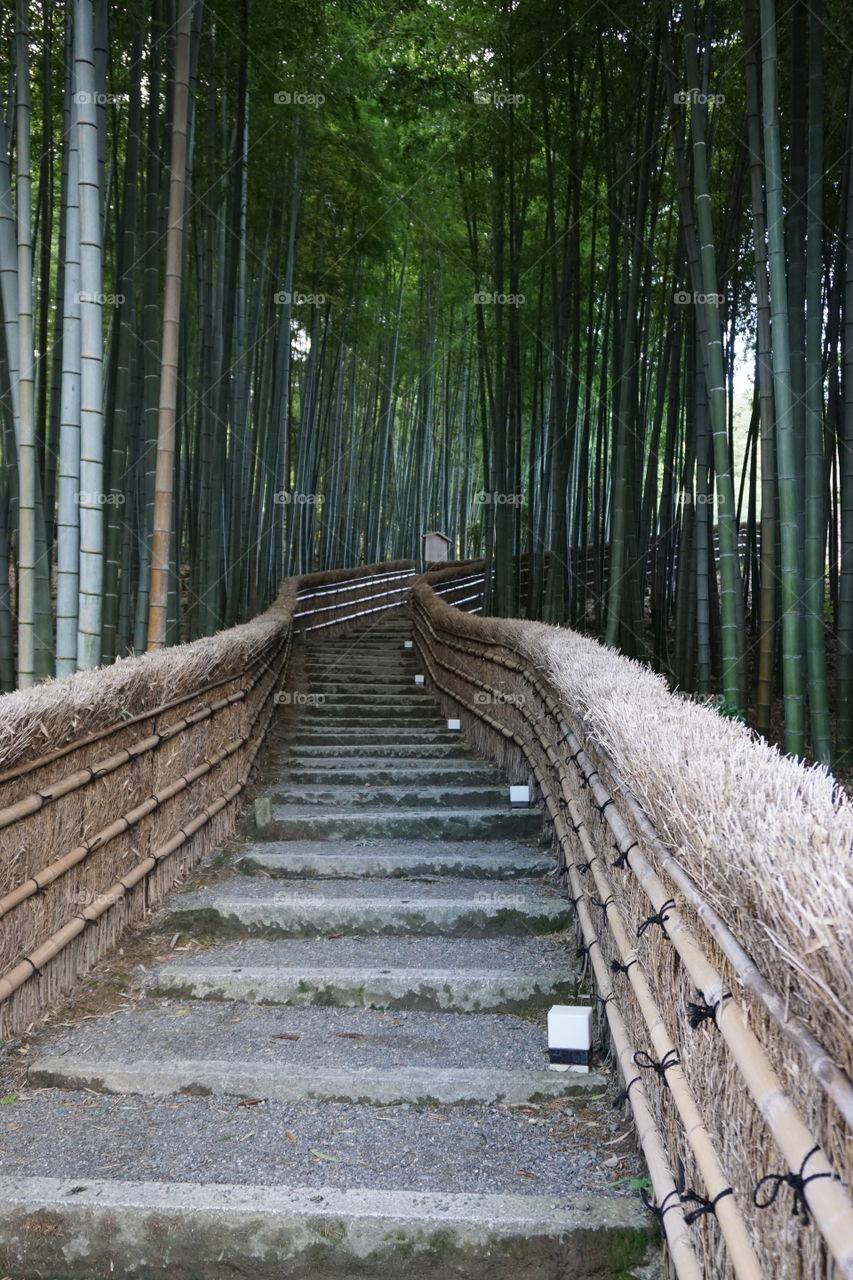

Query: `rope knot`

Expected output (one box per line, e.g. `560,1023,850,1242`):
637,898,676,939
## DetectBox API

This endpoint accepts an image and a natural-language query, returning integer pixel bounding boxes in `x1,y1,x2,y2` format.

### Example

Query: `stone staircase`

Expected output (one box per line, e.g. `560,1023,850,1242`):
0,614,659,1279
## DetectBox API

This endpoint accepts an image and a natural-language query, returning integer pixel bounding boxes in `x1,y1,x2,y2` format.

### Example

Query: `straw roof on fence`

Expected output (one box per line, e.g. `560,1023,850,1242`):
0,581,298,776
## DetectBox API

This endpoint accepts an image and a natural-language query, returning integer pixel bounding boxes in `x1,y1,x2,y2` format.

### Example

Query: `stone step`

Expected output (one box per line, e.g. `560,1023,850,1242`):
163,877,567,938
278,763,500,785
294,714,449,728
30,1057,598,1106
267,784,509,809
257,805,542,842
288,730,468,747
302,695,435,708
302,686,427,696
283,743,474,760
237,841,551,878
0,1178,657,1280
149,961,576,1012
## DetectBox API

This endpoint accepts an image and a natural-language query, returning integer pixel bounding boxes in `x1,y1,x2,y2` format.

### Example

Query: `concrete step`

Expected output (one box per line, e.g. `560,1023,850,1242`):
257,805,543,842
283,742,475,759
144,935,579,1011
302,698,436,711
149,961,576,1012
163,877,567,938
286,737,479,752
30,1057,598,1106
237,841,551,878
267,784,509,809
303,681,428,694
294,714,449,728
0,1178,657,1280
303,695,437,707
278,763,501,785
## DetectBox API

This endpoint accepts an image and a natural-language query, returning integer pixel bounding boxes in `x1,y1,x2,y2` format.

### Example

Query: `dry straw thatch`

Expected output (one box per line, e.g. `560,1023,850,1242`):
412,570,852,1280
0,562,412,1037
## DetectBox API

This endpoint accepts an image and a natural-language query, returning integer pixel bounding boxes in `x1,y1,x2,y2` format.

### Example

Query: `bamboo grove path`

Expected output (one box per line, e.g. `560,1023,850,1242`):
0,615,658,1279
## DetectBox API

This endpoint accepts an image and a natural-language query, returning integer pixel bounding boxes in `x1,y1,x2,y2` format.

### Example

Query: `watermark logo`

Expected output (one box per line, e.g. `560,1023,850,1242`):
673,89,725,106
473,90,525,107
474,491,523,506
473,890,524,906
274,290,325,306
274,491,324,506
74,490,125,506
675,490,713,506
473,689,525,707
474,290,525,306
273,90,325,106
75,291,125,307
274,691,326,706
674,290,724,307
73,91,127,106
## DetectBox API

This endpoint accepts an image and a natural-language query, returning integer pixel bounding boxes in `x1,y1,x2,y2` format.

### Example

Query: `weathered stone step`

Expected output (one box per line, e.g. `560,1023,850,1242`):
284,742,474,759
302,686,427,696
279,763,500,785
0,1178,657,1280
30,1057,596,1106
304,695,436,708
258,805,542,842
288,730,471,747
295,714,448,728
237,841,550,878
149,961,575,1012
267,784,509,809
163,877,566,938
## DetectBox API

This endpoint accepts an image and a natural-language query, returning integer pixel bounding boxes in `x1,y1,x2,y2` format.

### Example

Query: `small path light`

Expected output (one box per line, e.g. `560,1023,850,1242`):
447,718,461,731
547,1005,593,1072
509,785,530,808
414,674,425,686
403,640,413,649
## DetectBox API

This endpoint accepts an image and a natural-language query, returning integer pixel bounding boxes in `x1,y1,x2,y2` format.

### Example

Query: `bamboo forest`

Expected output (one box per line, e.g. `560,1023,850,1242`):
1,0,852,768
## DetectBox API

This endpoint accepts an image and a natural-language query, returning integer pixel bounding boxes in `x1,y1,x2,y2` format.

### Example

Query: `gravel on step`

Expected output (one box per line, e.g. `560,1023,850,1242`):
31,1005,563,1072
147,936,576,972
0,1091,637,1196
168,877,564,906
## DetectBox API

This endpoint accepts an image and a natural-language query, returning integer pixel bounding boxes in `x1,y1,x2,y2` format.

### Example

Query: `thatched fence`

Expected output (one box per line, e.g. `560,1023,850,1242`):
0,560,414,1036
412,565,853,1280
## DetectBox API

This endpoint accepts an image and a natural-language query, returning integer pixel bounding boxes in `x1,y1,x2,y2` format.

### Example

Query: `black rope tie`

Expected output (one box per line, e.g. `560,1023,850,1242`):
612,1075,641,1108
611,958,637,977
633,1048,680,1085
674,1158,734,1224
596,797,615,818
566,892,587,908
575,938,599,960
73,913,99,930
612,840,638,869
596,992,615,1011
24,957,42,978
567,749,584,767
576,858,593,873
592,894,615,916
569,819,583,835
686,994,729,1029
641,1186,682,1224
753,1145,836,1224
637,898,676,939
681,1186,734,1225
